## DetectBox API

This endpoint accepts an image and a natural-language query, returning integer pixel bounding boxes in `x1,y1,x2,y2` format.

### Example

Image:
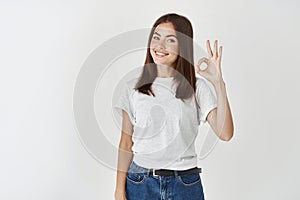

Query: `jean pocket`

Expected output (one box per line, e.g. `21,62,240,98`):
126,171,147,184
178,173,201,186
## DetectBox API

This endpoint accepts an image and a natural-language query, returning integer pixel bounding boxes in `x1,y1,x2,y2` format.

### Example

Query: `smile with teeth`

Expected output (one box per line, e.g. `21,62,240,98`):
155,50,169,58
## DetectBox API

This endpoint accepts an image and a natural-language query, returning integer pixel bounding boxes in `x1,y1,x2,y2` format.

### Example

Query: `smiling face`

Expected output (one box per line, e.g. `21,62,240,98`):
150,22,179,68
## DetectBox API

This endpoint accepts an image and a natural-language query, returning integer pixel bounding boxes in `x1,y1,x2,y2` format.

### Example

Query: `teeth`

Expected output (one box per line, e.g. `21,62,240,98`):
156,51,168,56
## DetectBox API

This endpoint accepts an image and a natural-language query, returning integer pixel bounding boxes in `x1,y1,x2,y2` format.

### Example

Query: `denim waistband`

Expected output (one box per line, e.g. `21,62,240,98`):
128,161,184,177
128,161,152,173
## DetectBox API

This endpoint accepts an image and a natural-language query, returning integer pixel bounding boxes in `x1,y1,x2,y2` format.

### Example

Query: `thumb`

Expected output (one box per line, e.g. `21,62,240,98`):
196,57,209,72
196,57,210,77
197,57,209,67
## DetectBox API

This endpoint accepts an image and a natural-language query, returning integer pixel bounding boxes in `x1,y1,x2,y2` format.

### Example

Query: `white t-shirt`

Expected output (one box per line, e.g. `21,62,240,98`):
113,76,217,170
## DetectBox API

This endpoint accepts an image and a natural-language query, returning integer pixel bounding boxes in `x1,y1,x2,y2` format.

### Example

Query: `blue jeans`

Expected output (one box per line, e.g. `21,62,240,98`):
126,161,205,200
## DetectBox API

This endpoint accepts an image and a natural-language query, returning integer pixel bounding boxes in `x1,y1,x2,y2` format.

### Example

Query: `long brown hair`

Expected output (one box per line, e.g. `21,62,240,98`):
135,13,199,106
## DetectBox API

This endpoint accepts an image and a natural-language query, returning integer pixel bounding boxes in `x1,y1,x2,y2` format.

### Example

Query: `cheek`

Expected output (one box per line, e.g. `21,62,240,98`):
169,46,179,60
150,50,155,59
167,44,178,55
170,54,178,62
150,39,158,48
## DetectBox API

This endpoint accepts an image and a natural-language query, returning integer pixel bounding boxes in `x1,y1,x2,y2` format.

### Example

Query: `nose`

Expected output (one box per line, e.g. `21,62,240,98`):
156,39,166,49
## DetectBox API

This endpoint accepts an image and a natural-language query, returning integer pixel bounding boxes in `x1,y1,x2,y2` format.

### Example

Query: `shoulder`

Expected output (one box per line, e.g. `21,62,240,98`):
195,76,216,99
196,76,211,91
125,77,139,90
122,78,140,99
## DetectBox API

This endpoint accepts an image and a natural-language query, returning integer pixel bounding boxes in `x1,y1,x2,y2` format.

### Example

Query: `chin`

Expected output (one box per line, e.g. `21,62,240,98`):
154,61,170,66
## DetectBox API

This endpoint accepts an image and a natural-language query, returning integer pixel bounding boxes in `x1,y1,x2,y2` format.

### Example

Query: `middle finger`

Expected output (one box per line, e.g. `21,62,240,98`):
214,40,218,58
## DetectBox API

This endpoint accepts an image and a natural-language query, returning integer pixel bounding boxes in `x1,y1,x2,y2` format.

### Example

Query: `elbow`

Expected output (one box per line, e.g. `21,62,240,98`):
221,134,233,141
119,141,133,151
220,128,234,142
216,118,234,142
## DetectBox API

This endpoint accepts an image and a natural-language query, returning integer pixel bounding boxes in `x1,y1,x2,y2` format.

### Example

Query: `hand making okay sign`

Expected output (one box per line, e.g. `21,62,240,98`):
195,40,223,85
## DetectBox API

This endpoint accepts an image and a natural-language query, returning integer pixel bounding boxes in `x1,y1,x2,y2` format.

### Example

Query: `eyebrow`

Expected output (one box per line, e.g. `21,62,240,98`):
154,31,177,38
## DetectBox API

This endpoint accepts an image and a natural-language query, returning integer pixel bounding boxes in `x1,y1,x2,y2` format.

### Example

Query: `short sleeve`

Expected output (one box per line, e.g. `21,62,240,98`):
113,83,135,125
196,78,217,123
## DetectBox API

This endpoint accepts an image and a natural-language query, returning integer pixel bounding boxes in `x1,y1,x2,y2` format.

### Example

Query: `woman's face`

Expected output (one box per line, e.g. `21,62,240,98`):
150,22,179,68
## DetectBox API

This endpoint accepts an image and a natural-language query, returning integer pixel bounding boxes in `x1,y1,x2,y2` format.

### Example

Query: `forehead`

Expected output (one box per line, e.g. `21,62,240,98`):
154,22,176,35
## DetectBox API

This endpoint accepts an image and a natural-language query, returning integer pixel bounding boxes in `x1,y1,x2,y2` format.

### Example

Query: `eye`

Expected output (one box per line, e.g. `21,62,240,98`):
153,36,160,40
167,38,176,43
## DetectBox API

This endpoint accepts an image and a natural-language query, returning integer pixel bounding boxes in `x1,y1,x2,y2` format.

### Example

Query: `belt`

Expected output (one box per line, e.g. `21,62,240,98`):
150,167,202,177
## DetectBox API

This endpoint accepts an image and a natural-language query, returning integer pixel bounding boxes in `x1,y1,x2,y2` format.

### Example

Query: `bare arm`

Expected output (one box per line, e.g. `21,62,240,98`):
207,81,234,141
196,40,234,141
114,110,134,199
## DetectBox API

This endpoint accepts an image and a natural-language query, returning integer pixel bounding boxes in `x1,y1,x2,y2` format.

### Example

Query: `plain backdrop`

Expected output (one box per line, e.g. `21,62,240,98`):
1,0,299,199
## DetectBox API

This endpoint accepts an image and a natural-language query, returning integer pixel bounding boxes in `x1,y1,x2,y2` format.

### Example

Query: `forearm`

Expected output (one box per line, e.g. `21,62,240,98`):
115,142,134,192
213,81,234,141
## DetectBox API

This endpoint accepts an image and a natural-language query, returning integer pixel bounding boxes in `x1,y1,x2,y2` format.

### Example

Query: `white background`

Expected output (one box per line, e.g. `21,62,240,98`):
1,0,299,199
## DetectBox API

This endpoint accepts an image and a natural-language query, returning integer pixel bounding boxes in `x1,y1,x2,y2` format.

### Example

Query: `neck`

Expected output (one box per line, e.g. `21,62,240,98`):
156,64,175,78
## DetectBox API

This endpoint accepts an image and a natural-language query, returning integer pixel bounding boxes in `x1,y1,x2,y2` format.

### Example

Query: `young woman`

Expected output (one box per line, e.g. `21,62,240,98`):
114,13,234,200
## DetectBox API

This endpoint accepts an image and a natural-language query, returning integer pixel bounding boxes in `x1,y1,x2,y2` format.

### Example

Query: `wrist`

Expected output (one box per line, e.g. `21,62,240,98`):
115,188,126,194
213,79,225,88
213,80,226,95
115,184,126,190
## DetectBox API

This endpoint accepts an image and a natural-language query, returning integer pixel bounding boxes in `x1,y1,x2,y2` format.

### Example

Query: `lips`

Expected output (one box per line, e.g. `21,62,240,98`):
154,50,169,58
154,51,169,57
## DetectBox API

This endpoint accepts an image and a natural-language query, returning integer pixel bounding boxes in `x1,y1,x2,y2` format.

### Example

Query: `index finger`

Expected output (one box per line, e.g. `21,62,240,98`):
206,40,213,58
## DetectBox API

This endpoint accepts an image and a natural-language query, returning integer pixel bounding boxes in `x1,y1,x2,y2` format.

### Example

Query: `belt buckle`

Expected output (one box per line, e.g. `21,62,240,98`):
153,169,159,177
